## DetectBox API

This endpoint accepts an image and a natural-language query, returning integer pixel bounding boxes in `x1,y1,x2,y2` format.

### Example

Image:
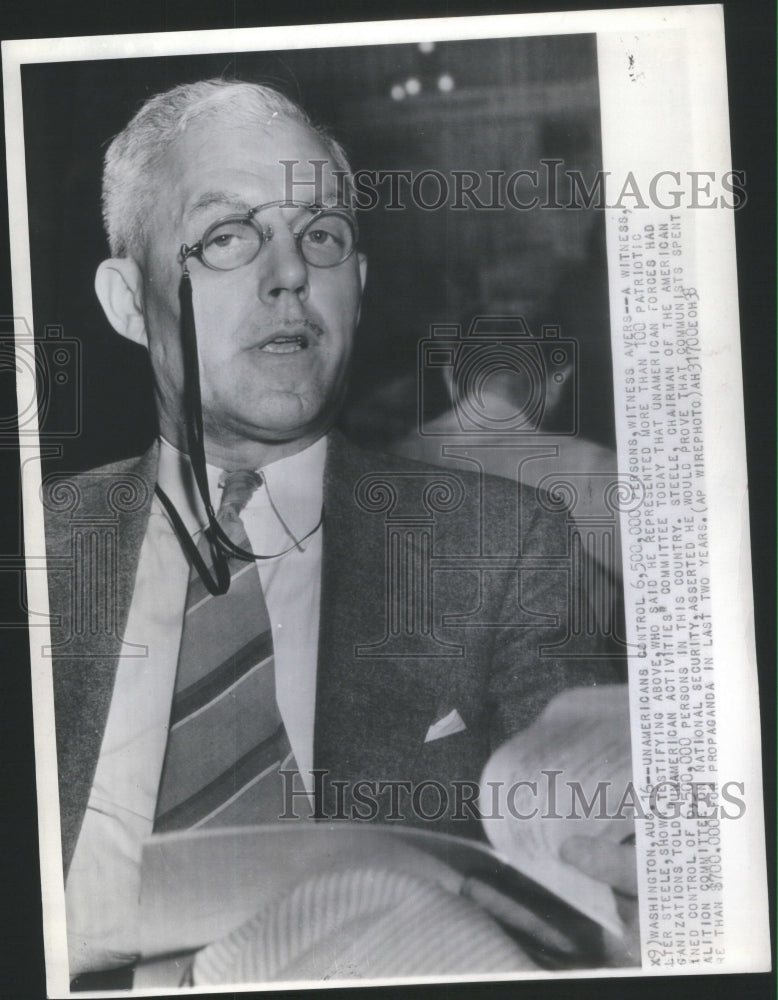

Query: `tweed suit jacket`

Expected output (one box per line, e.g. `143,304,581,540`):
43,431,620,876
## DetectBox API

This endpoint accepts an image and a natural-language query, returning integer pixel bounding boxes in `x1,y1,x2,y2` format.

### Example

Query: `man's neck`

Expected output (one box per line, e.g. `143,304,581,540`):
158,418,326,472
201,434,324,472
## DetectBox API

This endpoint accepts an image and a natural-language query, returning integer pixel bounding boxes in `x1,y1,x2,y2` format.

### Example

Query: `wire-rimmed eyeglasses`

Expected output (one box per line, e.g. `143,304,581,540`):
180,199,358,272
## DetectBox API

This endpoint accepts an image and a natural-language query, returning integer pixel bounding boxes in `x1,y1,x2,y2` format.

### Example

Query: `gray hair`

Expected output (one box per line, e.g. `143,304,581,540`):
102,78,353,259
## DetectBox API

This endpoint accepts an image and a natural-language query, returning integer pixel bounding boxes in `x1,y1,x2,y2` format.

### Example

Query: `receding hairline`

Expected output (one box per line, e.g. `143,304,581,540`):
149,119,349,249
150,112,341,224
102,80,353,259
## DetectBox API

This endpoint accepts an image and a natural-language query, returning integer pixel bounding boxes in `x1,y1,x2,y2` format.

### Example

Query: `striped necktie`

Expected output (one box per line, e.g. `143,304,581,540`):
154,469,296,832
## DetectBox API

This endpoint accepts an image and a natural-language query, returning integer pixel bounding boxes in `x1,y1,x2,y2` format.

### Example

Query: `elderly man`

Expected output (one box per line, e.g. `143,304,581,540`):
43,79,629,984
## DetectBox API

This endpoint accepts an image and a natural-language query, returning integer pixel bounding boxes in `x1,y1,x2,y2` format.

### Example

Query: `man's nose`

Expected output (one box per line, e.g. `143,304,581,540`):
256,223,309,303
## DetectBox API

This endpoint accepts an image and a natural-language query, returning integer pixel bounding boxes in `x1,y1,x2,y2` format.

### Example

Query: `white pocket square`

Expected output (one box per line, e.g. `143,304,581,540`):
424,708,467,743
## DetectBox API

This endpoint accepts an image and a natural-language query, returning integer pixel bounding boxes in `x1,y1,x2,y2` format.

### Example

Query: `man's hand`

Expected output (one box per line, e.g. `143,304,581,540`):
560,835,640,966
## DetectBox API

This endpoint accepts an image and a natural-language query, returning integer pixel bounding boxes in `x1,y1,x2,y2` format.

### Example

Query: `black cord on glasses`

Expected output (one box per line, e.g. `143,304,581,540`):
155,262,323,596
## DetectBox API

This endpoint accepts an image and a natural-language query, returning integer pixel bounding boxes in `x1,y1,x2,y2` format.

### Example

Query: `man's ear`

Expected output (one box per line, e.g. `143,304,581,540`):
94,258,148,348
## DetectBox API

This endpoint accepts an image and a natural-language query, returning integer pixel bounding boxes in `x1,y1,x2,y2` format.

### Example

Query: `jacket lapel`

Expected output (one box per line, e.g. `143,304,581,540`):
46,444,158,873
314,434,456,794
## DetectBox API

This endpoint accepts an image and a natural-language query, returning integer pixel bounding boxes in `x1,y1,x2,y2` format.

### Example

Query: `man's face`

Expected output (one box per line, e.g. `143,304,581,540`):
139,115,365,462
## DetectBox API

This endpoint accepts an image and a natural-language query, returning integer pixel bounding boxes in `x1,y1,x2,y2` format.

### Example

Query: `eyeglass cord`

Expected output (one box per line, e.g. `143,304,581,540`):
154,267,323,596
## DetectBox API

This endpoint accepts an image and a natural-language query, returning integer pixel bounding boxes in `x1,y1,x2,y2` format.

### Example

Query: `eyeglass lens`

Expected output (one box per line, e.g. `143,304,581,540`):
201,209,355,270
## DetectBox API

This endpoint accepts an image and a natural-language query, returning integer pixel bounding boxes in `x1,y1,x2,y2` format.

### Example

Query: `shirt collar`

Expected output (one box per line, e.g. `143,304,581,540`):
157,436,327,541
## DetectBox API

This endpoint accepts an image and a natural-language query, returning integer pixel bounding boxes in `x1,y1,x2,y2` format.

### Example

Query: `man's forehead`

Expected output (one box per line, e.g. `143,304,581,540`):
171,116,333,169
165,117,343,211
185,190,254,219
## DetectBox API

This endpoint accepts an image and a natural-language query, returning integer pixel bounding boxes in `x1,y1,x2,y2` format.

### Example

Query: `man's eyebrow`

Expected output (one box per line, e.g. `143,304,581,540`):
186,192,253,218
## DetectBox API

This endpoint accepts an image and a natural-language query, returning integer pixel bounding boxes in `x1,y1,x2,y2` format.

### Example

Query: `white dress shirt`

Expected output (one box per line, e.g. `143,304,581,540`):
65,437,325,975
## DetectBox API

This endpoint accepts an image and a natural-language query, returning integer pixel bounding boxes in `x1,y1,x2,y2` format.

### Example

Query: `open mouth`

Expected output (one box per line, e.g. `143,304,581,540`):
258,333,310,354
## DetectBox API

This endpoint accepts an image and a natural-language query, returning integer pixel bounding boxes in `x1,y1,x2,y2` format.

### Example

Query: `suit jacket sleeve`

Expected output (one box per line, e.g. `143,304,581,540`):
485,481,624,750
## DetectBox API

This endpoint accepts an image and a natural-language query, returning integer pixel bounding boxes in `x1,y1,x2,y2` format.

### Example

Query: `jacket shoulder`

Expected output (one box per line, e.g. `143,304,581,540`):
41,444,158,551
327,429,538,510
327,431,569,560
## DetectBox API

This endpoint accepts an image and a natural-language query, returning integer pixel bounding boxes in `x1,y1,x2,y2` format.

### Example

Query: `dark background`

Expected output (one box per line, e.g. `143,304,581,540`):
0,2,774,999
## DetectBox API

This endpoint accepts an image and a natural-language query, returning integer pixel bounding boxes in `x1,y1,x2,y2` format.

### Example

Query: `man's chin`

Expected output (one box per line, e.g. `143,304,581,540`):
230,404,337,447
202,379,348,452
